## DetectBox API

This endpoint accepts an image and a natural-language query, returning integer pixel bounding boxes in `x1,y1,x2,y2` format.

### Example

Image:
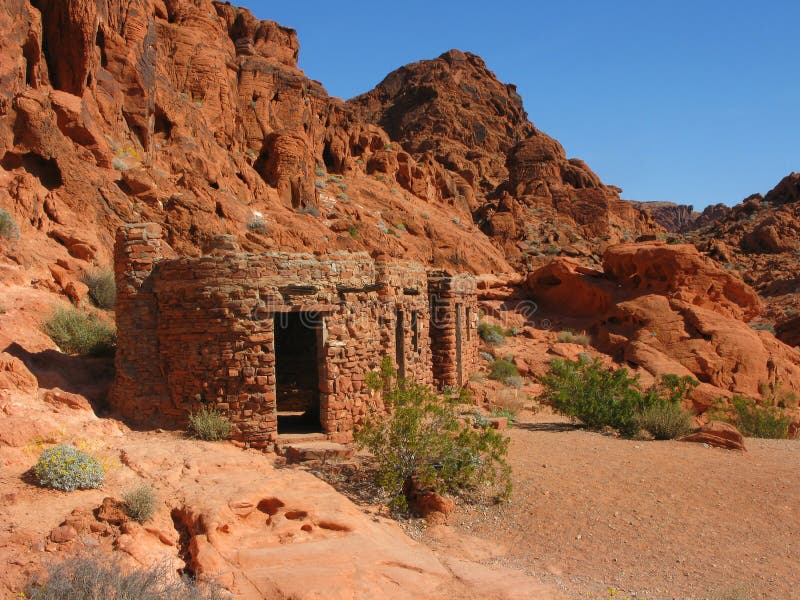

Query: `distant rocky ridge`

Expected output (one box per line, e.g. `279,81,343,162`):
628,200,731,233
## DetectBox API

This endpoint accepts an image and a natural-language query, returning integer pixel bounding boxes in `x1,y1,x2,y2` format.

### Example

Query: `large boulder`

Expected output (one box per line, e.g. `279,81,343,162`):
680,421,746,451
526,242,800,414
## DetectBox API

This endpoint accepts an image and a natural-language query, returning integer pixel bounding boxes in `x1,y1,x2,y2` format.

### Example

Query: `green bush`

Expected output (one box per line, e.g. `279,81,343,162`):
82,270,116,310
25,556,228,600
0,208,19,239
538,357,698,438
246,218,267,234
42,307,116,356
478,322,505,345
33,445,104,491
488,358,519,385
490,407,518,426
123,484,157,523
636,401,693,440
355,369,511,512
556,330,590,346
188,406,233,441
709,394,792,439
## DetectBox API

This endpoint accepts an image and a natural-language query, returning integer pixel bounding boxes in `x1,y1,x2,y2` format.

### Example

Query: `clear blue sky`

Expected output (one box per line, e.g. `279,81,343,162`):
242,1,798,209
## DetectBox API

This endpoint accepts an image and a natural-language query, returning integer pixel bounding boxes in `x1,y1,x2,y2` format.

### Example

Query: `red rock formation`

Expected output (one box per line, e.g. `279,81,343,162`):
691,173,800,347
526,242,800,414
348,49,660,269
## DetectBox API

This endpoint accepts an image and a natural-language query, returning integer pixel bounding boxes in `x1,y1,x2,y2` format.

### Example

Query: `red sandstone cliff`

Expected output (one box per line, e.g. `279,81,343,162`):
688,173,800,346
1,1,798,403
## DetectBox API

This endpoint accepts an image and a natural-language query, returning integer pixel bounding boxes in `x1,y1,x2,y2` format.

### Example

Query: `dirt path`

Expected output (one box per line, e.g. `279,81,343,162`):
429,410,799,599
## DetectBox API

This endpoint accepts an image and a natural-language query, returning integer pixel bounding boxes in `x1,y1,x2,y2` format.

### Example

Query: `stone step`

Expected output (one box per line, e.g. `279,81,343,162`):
280,441,355,464
277,431,328,444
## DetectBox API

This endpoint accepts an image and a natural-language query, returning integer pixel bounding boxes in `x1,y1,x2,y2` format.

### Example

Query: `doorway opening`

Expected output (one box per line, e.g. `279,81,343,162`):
275,312,322,434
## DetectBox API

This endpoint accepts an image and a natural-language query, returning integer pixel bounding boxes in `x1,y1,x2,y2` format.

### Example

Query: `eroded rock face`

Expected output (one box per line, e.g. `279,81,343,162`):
347,49,660,270
526,242,800,414
691,173,800,347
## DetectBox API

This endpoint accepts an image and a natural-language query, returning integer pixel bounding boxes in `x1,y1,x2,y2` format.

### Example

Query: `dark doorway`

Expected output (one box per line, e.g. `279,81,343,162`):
275,312,322,433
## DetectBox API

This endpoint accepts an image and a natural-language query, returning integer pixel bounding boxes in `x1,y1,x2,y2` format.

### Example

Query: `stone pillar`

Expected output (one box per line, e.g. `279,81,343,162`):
428,271,478,389
109,223,166,423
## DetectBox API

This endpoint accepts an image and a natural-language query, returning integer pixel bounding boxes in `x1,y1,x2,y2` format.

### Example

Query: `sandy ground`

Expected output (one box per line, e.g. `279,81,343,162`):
422,409,800,600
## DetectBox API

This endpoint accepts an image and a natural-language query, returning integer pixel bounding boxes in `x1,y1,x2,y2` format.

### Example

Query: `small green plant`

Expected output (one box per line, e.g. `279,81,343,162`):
490,407,518,426
347,224,359,238
355,368,511,512
478,322,505,345
314,166,326,177
43,306,116,356
749,321,776,334
315,179,326,189
636,401,693,440
538,357,697,438
25,556,227,600
544,243,560,255
556,330,590,346
0,208,19,239
247,217,267,234
489,358,520,385
82,269,116,310
33,444,104,491
122,484,157,523
365,355,397,392
709,394,792,439
187,406,233,441
298,205,321,217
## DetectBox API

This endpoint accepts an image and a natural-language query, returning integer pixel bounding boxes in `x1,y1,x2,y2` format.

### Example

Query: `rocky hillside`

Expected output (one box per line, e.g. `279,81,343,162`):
350,50,660,269
0,0,666,298
689,172,800,345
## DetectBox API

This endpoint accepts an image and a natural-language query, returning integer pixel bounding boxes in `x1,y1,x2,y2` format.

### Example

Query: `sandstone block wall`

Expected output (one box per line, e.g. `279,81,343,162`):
428,271,479,388
110,224,476,447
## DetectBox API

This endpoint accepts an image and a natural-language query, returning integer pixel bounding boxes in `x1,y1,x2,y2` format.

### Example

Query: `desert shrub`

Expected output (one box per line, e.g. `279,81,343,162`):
246,218,267,234
478,322,505,345
82,269,116,309
636,401,693,440
539,358,698,438
490,407,518,426
365,355,397,392
33,444,104,491
556,330,590,346
355,371,511,511
42,306,116,356
187,406,232,441
488,358,519,385
749,321,776,334
760,380,798,409
123,484,157,523
539,357,645,436
493,388,526,416
0,208,19,239
25,556,227,600
709,395,792,439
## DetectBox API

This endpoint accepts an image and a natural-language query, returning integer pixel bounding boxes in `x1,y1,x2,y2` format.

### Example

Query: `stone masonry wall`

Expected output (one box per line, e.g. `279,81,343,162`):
110,223,457,447
428,271,479,388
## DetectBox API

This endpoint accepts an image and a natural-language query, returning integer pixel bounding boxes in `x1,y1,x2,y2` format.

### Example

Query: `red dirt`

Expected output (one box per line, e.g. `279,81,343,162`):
431,409,799,599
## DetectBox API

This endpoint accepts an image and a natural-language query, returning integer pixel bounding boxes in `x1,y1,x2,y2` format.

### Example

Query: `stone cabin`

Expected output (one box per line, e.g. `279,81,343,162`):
110,223,479,448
